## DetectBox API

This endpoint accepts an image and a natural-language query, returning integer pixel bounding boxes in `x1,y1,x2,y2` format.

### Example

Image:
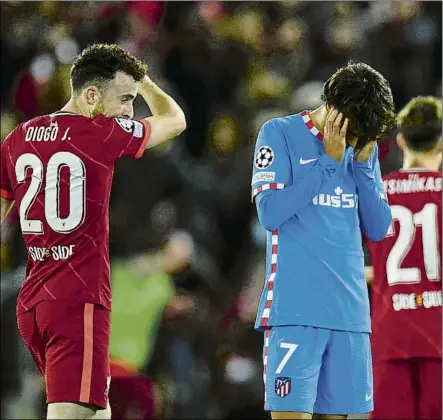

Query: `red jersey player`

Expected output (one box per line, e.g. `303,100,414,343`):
0,44,186,420
366,96,442,420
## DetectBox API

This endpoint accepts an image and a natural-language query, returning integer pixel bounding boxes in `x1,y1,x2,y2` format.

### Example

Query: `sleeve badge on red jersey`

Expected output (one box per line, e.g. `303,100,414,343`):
115,118,143,138
114,118,144,138
115,118,134,132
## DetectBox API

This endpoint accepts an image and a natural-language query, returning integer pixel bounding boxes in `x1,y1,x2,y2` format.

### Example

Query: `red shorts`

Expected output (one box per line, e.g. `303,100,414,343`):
17,301,111,409
371,358,442,420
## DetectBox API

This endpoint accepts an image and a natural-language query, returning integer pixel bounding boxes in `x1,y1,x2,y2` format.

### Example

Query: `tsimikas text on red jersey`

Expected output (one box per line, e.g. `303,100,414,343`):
383,174,442,194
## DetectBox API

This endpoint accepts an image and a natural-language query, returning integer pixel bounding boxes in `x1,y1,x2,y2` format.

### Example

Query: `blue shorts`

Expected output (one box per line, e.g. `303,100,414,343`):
263,326,373,415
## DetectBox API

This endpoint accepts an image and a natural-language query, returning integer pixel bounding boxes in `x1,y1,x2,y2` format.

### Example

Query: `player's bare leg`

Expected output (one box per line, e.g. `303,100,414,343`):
47,402,94,419
47,402,111,420
272,411,312,419
313,414,347,419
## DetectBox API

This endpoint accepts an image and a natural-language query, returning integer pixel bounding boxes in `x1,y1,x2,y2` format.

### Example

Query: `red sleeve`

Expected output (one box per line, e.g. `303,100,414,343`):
102,117,151,161
1,138,14,200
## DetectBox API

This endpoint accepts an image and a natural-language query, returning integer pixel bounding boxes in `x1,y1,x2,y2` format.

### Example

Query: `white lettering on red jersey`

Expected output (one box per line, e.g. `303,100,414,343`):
367,169,442,360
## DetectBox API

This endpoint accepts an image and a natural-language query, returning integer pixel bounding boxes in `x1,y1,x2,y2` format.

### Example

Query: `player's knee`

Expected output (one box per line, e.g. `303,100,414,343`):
272,411,313,420
47,402,96,419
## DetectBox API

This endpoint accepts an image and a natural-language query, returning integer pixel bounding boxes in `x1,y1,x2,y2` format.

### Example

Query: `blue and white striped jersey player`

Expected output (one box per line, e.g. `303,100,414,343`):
252,63,396,420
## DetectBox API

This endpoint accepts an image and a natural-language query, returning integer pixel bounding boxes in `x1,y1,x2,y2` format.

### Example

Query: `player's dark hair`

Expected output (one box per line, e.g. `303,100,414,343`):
397,96,442,152
321,62,396,150
70,43,147,93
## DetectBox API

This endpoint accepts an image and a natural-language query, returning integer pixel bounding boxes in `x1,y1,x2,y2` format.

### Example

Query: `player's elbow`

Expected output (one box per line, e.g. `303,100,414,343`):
163,113,186,139
145,113,187,148
171,111,186,137
366,232,385,243
256,197,280,232
365,225,389,242
258,213,278,232
365,218,391,243
175,113,187,136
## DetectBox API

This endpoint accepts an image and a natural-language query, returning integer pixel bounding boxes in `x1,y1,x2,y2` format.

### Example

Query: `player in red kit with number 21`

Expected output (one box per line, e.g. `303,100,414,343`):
366,96,442,419
0,44,186,420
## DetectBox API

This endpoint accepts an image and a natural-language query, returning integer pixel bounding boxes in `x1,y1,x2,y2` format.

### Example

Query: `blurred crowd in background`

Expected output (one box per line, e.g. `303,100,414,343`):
0,1,441,419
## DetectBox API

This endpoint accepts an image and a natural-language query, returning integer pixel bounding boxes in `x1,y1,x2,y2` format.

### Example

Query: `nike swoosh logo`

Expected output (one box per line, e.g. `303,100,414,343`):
299,158,318,165
365,393,373,401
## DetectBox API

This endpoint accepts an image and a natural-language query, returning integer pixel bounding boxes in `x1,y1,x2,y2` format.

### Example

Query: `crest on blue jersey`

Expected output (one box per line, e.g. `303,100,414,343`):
275,377,291,398
255,146,274,169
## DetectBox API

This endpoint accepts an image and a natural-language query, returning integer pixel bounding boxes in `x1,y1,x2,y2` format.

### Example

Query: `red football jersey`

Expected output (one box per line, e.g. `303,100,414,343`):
367,169,442,360
1,111,150,315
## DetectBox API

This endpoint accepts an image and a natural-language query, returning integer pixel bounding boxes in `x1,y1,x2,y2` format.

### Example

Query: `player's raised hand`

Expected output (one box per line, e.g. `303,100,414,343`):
139,74,154,90
354,140,376,162
323,108,348,163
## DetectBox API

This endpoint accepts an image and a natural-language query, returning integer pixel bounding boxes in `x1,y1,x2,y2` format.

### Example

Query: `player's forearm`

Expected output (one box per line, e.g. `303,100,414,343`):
139,77,185,120
138,77,186,146
358,194,391,242
256,155,339,231
354,166,392,242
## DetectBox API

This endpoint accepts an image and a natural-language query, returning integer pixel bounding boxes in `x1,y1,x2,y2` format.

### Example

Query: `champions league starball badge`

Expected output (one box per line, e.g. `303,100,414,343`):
115,118,135,133
255,146,274,169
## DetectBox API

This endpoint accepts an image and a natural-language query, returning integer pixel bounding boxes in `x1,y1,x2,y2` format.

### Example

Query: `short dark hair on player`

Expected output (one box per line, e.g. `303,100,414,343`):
70,43,147,93
321,62,396,149
397,96,442,152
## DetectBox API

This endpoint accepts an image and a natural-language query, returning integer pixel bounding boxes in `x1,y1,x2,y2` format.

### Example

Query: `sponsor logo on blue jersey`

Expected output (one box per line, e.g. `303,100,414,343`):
312,186,358,208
